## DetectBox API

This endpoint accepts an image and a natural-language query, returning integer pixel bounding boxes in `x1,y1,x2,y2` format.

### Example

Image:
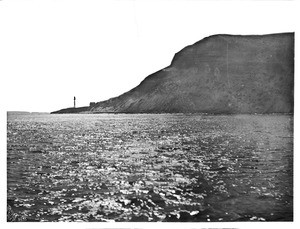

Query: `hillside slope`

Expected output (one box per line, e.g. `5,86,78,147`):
52,33,294,114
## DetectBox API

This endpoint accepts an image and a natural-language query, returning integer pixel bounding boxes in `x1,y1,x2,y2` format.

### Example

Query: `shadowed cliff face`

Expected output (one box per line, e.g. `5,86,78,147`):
52,33,294,114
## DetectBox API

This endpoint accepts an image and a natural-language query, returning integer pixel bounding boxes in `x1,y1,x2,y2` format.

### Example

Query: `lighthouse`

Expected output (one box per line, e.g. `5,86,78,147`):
74,96,76,108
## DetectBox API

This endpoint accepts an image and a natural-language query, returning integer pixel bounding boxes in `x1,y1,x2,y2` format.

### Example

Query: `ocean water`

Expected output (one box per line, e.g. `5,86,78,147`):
7,113,293,222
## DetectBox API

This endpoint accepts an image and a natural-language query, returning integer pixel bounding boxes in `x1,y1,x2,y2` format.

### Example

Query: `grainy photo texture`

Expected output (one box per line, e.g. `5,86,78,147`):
7,33,294,222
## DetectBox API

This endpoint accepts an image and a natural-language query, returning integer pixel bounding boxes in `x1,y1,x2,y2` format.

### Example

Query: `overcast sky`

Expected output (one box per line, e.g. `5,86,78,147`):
0,0,297,112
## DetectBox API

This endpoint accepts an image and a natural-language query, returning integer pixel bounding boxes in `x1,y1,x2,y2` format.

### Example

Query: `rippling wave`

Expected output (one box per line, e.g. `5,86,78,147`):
7,113,293,222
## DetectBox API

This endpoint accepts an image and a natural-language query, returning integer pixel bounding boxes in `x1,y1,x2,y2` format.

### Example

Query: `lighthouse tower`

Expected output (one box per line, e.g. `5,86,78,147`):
74,96,76,108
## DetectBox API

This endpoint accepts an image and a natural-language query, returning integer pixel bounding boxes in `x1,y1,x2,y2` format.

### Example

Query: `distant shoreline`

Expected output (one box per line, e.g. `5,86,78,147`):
7,111,50,115
7,111,293,116
52,111,293,115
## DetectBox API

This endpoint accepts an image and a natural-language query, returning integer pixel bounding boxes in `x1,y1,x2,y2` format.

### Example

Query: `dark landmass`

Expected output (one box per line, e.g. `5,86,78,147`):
52,33,294,114
50,107,90,114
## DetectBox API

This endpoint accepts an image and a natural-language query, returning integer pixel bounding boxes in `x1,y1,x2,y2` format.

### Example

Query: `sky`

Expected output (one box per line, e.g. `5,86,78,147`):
0,0,297,113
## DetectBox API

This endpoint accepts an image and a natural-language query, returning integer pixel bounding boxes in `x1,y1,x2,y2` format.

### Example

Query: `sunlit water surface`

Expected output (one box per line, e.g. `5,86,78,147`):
7,113,293,222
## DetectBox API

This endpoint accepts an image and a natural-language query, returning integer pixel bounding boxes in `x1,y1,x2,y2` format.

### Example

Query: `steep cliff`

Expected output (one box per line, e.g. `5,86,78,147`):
52,33,294,114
